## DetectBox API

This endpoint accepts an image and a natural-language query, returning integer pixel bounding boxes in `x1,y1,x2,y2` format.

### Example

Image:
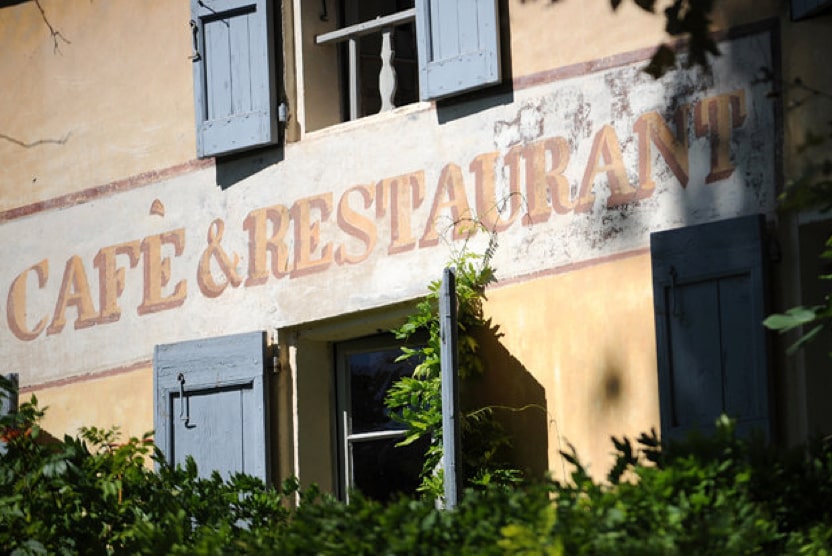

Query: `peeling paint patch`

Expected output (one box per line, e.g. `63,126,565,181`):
493,103,545,150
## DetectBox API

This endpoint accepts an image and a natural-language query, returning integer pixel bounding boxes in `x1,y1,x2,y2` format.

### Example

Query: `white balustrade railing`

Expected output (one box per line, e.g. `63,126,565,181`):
315,8,416,121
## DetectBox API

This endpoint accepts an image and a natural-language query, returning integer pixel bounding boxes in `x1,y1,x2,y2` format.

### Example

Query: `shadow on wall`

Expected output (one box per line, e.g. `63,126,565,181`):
465,320,549,479
215,145,285,190
599,351,625,407
434,0,516,126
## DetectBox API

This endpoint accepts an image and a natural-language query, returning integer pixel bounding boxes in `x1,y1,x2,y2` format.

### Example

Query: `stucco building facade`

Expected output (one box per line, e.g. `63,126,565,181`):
1,0,831,497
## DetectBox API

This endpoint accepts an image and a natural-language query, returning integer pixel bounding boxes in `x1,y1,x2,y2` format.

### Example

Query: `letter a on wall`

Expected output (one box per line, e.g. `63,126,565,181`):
154,331,270,480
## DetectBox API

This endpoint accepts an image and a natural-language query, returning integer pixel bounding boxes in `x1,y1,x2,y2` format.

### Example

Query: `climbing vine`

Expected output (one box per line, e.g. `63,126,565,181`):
763,85,832,353
384,231,521,497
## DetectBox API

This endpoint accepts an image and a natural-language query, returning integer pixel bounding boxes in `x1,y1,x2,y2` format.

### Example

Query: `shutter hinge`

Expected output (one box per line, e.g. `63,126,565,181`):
278,102,289,123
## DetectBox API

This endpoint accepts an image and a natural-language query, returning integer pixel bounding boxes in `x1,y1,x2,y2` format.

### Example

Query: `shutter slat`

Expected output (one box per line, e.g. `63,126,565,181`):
0,374,18,417
205,16,233,120
456,0,479,54
667,280,723,430
229,13,253,115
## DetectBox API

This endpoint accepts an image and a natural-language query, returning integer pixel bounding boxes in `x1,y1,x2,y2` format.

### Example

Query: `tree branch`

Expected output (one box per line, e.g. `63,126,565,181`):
34,0,70,54
0,132,71,148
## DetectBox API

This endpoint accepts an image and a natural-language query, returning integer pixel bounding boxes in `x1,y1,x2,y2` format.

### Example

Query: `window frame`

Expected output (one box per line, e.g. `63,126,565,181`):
298,0,502,135
190,0,504,151
333,333,426,502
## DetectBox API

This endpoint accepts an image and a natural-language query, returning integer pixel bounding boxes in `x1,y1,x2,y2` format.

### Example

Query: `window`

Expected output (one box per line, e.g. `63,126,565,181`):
0,373,17,417
0,374,18,456
313,0,502,125
154,331,271,480
325,0,419,121
650,215,772,441
335,334,427,502
190,0,502,155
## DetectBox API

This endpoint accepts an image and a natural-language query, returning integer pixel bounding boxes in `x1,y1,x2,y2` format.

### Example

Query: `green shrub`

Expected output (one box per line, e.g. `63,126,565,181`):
0,395,293,555
2,388,831,554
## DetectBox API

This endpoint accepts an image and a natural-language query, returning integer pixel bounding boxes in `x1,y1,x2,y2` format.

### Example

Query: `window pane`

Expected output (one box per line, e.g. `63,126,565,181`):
348,347,419,434
351,435,429,502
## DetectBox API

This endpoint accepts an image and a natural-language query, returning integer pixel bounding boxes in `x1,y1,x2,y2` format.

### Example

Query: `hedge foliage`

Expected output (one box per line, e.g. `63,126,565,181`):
2,394,832,555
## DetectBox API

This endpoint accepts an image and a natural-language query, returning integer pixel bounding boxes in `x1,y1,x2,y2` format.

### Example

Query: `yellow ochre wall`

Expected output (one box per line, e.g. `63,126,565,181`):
479,251,658,480
24,366,154,445
0,0,194,212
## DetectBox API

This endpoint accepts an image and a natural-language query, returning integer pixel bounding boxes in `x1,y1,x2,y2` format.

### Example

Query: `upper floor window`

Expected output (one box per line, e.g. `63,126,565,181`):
316,0,419,122
190,0,502,156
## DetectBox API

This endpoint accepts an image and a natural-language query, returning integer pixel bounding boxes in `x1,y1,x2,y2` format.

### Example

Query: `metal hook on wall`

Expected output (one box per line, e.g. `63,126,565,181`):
177,373,190,425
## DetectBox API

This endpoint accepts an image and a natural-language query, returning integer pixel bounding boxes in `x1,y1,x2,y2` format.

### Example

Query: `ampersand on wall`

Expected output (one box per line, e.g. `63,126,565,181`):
197,218,242,298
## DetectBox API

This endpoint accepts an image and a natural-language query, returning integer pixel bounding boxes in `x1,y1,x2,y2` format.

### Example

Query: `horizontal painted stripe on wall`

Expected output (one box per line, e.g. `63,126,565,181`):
0,159,215,224
19,359,151,393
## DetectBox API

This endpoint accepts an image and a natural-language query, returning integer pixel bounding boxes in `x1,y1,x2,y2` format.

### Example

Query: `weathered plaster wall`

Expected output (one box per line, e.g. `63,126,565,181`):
0,0,791,214
0,0,804,479
0,0,194,212
781,13,832,178
1,29,777,390
506,0,779,77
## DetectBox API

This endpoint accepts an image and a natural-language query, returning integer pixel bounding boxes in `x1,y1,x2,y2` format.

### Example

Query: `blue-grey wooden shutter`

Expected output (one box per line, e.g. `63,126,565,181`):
154,331,270,480
651,215,771,441
791,0,832,19
0,374,18,417
191,0,278,158
439,268,461,508
0,374,19,456
415,0,501,101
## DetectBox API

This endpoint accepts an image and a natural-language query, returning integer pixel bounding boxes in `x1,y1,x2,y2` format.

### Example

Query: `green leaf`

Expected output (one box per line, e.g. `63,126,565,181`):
763,306,821,331
396,433,424,447
42,459,68,478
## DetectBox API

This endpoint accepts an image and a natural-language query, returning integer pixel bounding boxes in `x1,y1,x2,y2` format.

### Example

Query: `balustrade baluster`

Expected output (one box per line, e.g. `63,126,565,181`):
379,29,397,113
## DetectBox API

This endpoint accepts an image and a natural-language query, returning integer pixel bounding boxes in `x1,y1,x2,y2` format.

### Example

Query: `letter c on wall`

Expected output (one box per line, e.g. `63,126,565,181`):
7,259,49,341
